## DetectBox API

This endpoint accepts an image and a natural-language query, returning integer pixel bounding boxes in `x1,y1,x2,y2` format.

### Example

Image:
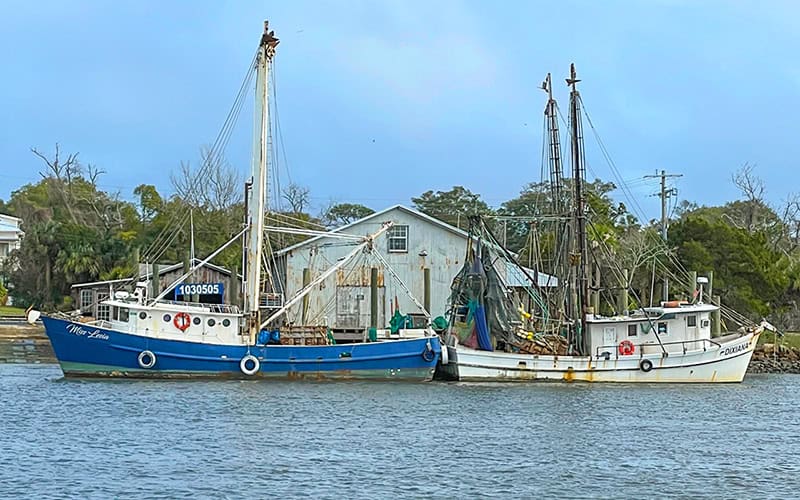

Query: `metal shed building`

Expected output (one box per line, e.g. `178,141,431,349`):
273,205,473,332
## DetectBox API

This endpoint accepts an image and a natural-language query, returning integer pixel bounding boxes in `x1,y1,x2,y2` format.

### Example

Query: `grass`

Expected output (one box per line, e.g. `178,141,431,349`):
759,330,800,349
0,305,26,317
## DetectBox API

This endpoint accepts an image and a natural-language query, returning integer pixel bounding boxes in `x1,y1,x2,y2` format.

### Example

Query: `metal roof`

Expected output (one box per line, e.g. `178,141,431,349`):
505,261,559,288
275,204,470,256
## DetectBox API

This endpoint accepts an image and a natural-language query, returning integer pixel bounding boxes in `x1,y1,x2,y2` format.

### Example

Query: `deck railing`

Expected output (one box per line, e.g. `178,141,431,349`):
595,337,722,360
154,300,240,315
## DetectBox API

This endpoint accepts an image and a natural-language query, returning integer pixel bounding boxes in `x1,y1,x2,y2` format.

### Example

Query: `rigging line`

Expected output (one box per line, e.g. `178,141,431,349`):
370,250,430,318
141,51,258,262
586,219,668,353
270,59,294,186
145,49,256,255
306,252,368,326
267,211,329,231
578,97,649,222
264,226,365,240
650,255,657,307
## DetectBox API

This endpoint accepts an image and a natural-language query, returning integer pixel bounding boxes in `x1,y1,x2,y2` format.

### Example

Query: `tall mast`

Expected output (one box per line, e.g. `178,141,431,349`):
542,73,564,214
567,63,590,355
541,73,569,331
244,21,279,339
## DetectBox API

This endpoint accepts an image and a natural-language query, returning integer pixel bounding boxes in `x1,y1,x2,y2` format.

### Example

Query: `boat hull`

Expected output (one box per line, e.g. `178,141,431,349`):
437,331,760,383
42,316,440,381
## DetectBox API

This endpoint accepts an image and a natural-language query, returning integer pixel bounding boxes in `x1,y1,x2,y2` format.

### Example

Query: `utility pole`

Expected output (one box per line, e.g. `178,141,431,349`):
645,169,682,301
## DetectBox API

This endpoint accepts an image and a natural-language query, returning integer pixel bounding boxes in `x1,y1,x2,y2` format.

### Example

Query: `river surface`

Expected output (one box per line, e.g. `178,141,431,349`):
1,363,799,499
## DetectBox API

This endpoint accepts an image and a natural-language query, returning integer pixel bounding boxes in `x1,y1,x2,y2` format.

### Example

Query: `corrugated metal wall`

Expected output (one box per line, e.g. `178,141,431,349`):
281,208,467,328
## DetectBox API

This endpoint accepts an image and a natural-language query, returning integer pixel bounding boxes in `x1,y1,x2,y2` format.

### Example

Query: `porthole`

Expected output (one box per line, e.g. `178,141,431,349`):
222,319,231,327
163,314,171,322
193,317,201,325
139,312,147,320
208,318,216,327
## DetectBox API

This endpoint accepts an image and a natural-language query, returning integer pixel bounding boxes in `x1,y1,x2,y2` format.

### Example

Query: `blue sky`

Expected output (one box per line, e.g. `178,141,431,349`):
1,0,798,224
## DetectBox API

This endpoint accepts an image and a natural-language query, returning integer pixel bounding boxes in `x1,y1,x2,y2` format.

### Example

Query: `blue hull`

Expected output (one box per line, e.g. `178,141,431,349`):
42,316,440,381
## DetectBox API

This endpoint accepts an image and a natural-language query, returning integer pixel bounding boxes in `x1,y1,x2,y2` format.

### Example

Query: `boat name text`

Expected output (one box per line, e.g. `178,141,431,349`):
67,324,109,340
719,342,748,356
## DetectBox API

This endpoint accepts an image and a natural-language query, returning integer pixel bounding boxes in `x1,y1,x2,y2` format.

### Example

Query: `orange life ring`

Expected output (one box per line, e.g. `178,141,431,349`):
618,340,635,356
173,312,191,332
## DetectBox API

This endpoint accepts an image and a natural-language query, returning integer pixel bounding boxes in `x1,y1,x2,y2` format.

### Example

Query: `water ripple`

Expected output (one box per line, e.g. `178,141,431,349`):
1,365,799,498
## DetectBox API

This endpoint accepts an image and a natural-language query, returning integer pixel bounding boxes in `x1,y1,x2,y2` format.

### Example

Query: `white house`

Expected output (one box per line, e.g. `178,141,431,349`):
0,214,23,264
272,205,554,332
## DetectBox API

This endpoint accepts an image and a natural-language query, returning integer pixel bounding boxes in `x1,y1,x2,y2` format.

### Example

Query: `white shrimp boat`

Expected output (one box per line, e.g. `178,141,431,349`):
436,66,772,383
439,303,768,383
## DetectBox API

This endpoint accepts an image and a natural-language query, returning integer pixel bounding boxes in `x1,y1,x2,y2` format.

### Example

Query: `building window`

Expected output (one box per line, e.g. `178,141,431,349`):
80,290,93,312
388,225,409,253
687,315,697,327
628,324,638,337
97,298,110,321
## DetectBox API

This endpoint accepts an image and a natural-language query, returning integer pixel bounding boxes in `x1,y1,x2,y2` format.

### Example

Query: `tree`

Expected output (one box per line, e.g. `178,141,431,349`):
4,146,139,308
282,183,310,214
170,146,243,210
321,203,374,228
411,186,492,229
133,184,163,223
669,215,787,318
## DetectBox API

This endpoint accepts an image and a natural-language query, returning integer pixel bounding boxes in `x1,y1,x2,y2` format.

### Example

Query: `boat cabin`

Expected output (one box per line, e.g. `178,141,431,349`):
587,302,718,357
100,298,243,345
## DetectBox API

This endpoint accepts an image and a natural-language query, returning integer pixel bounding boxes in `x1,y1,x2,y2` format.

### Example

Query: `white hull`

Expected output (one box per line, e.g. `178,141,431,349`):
438,331,761,383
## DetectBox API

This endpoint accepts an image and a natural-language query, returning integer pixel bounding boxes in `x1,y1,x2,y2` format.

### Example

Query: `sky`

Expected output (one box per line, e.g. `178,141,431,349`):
1,0,799,224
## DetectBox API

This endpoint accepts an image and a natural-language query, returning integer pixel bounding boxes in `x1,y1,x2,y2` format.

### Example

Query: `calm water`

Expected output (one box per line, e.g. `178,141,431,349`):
1,364,799,499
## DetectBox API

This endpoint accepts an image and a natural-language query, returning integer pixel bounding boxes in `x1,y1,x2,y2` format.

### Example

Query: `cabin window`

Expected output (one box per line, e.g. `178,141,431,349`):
80,290,93,312
139,312,147,320
112,306,118,321
222,319,231,327
193,317,201,325
657,322,668,335
97,293,110,321
628,324,638,337
388,225,409,253
208,318,216,327
687,315,697,327
119,308,129,323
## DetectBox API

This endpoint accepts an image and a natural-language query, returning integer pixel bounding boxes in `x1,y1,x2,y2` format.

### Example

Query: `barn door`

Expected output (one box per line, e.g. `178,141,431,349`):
336,286,384,328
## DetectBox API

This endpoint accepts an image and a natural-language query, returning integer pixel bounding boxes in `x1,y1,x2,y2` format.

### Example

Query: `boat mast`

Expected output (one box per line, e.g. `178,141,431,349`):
542,73,564,214
567,63,590,355
244,21,279,340
541,73,569,330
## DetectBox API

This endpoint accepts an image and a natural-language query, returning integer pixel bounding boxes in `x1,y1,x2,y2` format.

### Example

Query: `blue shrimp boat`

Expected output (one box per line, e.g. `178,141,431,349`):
30,21,441,380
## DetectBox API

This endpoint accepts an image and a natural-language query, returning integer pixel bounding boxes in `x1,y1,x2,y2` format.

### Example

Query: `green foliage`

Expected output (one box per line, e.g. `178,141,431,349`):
0,281,7,306
133,184,163,223
322,203,375,228
669,216,787,318
412,186,492,230
498,179,635,260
